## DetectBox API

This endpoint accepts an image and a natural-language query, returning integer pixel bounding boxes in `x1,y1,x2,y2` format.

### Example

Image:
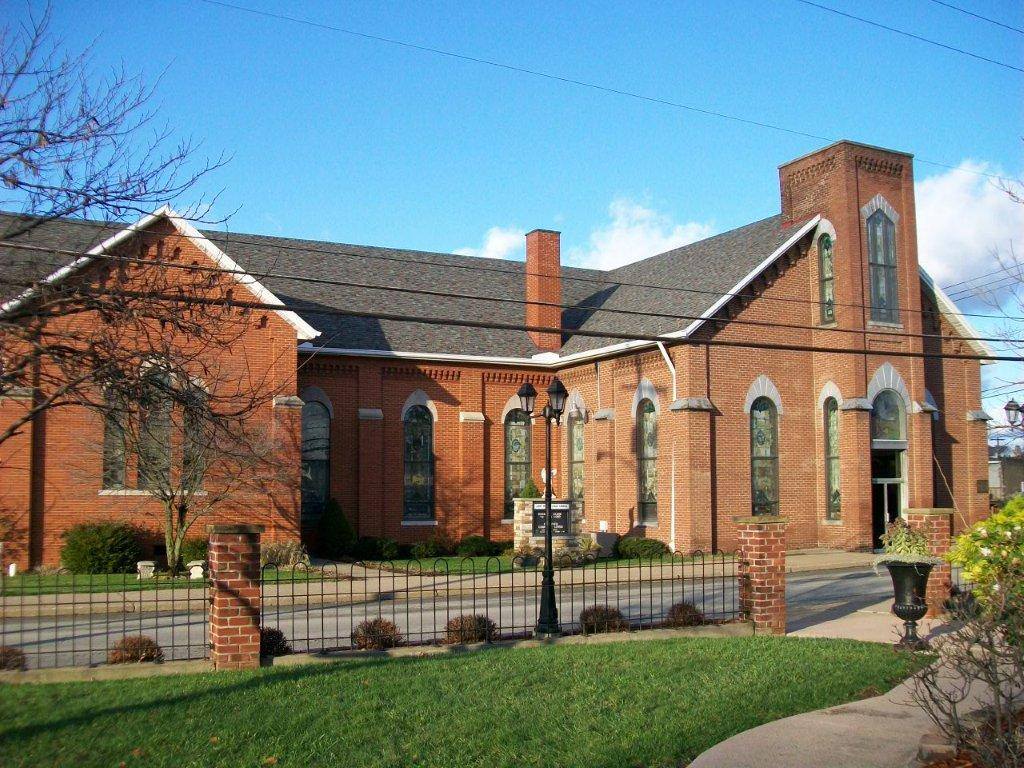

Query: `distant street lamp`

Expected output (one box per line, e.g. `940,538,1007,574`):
1005,398,1021,428
517,377,568,637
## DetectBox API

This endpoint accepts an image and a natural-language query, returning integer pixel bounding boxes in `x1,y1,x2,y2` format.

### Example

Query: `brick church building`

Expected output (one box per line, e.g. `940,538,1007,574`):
0,140,993,568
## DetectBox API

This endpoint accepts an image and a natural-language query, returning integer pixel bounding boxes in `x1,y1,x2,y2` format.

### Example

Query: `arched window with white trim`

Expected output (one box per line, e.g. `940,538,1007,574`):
823,397,840,520
750,396,779,516
636,398,657,524
300,400,331,525
403,404,435,521
867,209,899,323
504,409,532,519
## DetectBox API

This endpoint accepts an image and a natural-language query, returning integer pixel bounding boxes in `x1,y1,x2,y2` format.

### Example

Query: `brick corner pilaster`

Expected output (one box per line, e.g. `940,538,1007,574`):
905,508,953,618
733,515,787,635
208,524,264,670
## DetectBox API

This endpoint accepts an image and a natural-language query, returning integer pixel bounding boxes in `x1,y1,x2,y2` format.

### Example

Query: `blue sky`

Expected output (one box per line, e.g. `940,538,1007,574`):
12,0,1024,416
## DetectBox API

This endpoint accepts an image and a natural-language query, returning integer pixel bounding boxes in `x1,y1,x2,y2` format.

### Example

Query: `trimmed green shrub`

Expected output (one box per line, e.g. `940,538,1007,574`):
260,627,292,657
316,498,356,560
353,536,400,561
60,522,144,574
444,614,497,644
665,601,705,628
351,618,402,650
0,646,27,671
579,605,628,635
107,635,164,664
615,536,670,559
410,535,454,560
455,535,504,557
179,538,208,564
520,478,541,498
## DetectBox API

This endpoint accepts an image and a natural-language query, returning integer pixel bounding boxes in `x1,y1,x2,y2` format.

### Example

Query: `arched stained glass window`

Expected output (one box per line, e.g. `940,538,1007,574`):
871,390,905,442
568,413,584,501
102,389,127,490
504,409,531,519
823,397,840,520
403,404,435,521
750,396,779,516
867,210,899,324
819,233,835,324
300,401,330,525
636,399,657,524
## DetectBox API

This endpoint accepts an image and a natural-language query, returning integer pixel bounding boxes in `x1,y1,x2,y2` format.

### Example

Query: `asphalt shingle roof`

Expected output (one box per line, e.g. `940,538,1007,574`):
0,211,800,359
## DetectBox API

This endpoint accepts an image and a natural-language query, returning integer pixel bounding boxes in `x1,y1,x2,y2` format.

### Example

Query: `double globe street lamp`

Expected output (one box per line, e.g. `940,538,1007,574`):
517,376,568,637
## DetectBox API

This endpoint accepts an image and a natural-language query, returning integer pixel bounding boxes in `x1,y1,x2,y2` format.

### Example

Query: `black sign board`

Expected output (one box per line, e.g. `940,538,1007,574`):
532,501,572,537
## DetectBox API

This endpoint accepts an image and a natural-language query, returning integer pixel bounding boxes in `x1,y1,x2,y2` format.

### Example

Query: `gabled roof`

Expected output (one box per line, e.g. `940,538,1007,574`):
0,207,319,341
0,207,993,365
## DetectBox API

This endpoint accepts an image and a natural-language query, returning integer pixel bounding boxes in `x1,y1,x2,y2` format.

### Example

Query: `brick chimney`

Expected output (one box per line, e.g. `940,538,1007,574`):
525,229,562,352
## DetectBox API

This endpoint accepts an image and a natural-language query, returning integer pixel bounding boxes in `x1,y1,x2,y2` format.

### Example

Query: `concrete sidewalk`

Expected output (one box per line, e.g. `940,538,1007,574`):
691,598,954,768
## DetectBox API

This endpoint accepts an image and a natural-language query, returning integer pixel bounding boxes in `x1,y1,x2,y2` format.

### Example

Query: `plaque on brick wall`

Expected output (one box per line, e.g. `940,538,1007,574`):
532,501,572,537
977,479,989,494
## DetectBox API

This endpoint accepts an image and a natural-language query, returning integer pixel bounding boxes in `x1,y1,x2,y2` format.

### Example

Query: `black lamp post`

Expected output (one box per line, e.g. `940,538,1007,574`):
1005,398,1021,428
517,377,568,637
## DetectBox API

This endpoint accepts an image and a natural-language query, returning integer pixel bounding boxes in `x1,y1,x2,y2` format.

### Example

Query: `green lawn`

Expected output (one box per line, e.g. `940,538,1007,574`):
0,637,921,768
1,568,337,596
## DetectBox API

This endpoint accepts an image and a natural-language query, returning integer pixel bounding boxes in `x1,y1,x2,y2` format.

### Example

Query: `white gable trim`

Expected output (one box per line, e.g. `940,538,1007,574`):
1,205,320,341
919,267,995,361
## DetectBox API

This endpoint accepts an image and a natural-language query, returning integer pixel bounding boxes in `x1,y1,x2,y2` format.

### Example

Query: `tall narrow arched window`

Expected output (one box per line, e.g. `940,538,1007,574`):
823,397,840,520
818,233,835,324
504,409,531,519
567,412,584,502
300,401,330,525
871,389,905,442
403,404,435,521
137,369,172,491
182,385,209,494
102,390,127,490
750,396,779,516
867,210,899,323
636,399,657,524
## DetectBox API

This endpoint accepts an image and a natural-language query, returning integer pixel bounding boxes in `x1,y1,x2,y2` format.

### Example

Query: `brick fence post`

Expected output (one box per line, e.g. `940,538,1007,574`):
734,515,787,635
905,508,953,618
208,524,263,670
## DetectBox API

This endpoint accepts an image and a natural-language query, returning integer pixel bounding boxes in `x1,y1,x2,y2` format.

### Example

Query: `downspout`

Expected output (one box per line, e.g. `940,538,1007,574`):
656,342,677,551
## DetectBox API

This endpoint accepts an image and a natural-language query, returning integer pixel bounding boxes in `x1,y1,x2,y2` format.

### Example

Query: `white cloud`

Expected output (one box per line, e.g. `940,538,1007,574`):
915,161,1024,287
567,197,714,271
454,226,525,261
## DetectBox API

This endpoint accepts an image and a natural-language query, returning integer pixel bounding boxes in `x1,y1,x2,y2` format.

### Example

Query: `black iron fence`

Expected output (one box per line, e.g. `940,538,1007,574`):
260,552,743,654
0,570,208,669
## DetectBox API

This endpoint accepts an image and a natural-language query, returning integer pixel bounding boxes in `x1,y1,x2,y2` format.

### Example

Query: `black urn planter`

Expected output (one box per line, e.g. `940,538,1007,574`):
884,561,933,650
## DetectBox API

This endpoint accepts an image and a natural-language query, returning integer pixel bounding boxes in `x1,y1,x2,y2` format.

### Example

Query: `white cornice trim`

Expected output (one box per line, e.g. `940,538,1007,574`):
1,206,321,341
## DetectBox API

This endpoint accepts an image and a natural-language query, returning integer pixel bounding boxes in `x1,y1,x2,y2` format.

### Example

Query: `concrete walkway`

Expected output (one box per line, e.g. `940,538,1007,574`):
692,591,955,768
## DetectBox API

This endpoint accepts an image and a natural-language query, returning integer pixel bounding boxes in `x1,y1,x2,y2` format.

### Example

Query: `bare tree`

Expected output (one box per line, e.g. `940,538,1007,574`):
0,4,225,238
0,4,227,450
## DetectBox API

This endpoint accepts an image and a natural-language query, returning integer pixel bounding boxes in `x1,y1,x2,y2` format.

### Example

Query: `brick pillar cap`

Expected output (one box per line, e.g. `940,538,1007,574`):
207,524,265,535
905,508,954,517
732,515,788,525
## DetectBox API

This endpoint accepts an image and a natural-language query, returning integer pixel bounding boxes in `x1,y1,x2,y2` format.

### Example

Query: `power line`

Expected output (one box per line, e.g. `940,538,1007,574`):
793,0,1024,73
1,234,1020,345
5,212,1022,324
62,284,1024,363
925,0,1024,36
941,262,1022,291
2,237,1015,346
194,0,1010,181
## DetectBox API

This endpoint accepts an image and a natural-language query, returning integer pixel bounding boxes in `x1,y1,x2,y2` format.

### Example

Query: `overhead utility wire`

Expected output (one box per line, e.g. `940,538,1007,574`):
2,237,1020,345
195,0,1009,180
925,0,1024,36
60,285,1024,364
941,262,1022,291
4,236,1019,344
793,0,1024,73
4,216,1022,323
